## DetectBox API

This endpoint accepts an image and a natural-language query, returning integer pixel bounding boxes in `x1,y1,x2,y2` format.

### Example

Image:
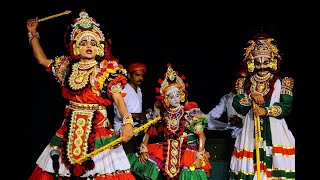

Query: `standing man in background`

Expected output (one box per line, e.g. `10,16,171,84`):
114,62,147,153
205,70,247,138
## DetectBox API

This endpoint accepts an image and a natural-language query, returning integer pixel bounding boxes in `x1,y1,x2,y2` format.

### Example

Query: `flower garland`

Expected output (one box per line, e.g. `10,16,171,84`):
92,60,127,97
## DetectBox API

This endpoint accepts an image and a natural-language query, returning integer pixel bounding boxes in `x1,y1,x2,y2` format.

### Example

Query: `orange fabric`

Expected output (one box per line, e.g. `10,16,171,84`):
232,148,254,159
61,87,113,106
147,143,165,161
255,163,272,178
194,130,204,135
127,63,146,74
106,74,127,98
180,149,195,166
273,146,295,156
180,149,212,176
29,166,54,180
95,172,136,180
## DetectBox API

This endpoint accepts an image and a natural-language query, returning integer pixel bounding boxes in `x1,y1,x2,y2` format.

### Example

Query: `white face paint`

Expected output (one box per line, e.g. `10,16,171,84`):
79,35,98,59
167,89,180,108
254,56,271,77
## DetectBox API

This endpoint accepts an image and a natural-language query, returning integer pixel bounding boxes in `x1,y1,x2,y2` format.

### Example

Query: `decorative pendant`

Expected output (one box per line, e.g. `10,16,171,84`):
167,106,183,133
257,82,266,93
250,74,272,96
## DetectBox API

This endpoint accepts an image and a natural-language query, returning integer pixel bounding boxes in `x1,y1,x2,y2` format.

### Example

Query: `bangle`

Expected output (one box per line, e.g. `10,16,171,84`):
28,32,40,44
123,112,134,126
139,143,148,153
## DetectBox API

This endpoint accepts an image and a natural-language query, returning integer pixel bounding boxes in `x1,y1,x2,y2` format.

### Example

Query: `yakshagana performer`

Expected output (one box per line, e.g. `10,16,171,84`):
229,33,295,179
127,64,212,180
27,10,136,179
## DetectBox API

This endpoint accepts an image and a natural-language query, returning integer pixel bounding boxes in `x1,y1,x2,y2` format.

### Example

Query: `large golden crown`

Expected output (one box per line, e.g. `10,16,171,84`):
243,34,282,72
159,64,186,96
70,10,105,43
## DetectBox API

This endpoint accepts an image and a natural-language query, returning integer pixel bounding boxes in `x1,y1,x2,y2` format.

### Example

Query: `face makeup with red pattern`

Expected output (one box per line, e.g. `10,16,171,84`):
167,88,180,108
79,35,98,60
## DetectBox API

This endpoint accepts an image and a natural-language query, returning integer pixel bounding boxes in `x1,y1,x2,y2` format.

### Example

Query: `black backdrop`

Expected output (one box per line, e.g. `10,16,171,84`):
20,1,298,179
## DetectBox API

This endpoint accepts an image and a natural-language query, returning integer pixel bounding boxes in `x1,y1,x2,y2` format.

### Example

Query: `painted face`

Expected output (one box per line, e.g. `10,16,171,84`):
254,56,271,77
79,35,98,59
167,89,180,108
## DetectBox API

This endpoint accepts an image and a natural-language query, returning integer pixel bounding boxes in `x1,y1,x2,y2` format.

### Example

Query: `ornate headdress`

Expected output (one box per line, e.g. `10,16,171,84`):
243,33,282,73
66,10,111,60
155,64,188,108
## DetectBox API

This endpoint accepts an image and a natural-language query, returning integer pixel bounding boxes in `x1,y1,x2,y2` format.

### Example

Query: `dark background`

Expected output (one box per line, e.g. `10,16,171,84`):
20,1,298,179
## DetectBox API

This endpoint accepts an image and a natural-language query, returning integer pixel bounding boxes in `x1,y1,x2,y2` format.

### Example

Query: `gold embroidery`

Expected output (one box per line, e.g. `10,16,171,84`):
69,63,95,90
280,89,293,96
235,77,245,94
165,139,182,178
239,97,252,106
281,77,294,96
267,106,282,117
68,110,94,164
69,101,106,110
250,74,273,96
109,82,123,94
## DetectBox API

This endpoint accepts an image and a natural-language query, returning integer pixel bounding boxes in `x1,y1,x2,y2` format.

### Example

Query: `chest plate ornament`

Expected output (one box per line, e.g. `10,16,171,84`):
69,62,96,90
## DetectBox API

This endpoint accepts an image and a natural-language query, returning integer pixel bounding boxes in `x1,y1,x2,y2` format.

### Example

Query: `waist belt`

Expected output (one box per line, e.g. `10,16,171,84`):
69,101,106,110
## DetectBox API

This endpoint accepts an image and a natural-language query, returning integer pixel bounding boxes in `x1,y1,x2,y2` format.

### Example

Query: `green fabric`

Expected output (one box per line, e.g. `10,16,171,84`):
179,168,208,180
272,170,295,179
94,134,117,149
229,172,254,180
128,153,230,180
49,134,62,147
208,161,229,180
49,130,118,150
128,153,160,180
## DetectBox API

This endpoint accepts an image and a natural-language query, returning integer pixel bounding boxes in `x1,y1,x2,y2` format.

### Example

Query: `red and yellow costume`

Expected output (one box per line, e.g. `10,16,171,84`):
128,64,212,180
29,10,135,179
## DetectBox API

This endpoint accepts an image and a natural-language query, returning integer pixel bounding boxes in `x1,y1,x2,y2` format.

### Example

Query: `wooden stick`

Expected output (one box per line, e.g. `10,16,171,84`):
38,10,71,22
253,102,262,180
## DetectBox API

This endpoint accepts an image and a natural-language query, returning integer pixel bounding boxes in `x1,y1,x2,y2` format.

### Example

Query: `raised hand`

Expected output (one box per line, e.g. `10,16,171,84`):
27,17,38,33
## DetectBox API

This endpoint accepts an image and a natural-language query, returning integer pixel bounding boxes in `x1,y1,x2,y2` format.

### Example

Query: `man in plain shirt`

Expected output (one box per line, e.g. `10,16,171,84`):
113,62,147,145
